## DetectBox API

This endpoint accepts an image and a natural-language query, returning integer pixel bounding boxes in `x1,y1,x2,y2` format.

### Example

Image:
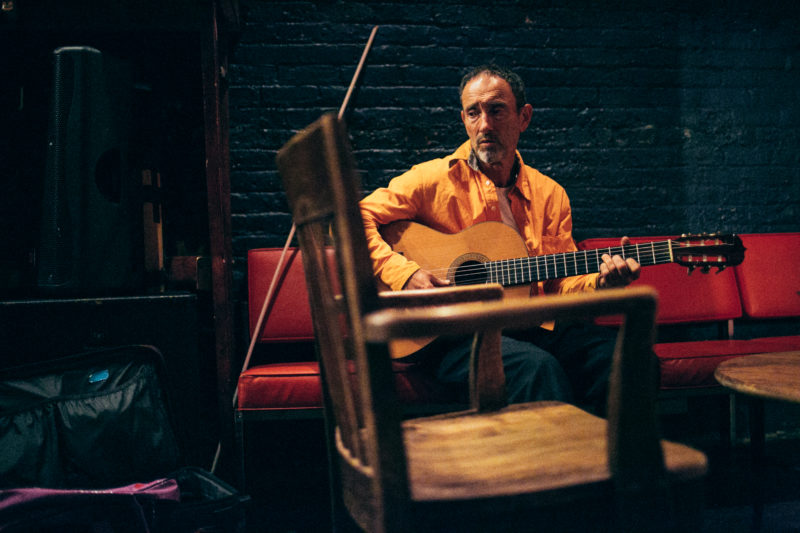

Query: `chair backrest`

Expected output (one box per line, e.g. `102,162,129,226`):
276,113,410,528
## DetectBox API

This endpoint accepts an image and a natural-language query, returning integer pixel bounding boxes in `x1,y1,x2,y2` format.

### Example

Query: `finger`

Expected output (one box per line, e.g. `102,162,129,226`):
602,254,622,277
626,258,641,280
612,255,629,275
431,275,451,287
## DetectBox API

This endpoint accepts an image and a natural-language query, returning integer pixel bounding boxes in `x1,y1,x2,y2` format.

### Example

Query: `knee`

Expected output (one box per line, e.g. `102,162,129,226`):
503,351,572,404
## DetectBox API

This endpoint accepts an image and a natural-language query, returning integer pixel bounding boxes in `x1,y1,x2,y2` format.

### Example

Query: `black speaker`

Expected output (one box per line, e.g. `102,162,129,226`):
37,46,142,294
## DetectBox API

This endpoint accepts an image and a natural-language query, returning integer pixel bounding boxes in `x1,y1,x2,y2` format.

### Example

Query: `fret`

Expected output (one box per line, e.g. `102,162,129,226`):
526,256,532,284
512,258,519,285
650,242,657,265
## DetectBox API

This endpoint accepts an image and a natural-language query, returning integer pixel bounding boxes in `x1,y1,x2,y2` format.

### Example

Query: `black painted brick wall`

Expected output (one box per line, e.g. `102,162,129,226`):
229,0,800,296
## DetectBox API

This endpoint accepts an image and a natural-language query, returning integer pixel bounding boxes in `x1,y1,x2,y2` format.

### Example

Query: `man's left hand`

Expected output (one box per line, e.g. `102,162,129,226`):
598,236,641,289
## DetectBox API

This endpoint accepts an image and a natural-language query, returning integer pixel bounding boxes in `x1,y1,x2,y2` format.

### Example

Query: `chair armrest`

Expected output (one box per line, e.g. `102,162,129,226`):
366,287,656,342
377,284,504,309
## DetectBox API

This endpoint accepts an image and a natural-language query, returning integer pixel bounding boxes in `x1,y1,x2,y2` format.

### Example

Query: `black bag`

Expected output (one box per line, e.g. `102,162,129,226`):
0,345,181,488
0,345,248,532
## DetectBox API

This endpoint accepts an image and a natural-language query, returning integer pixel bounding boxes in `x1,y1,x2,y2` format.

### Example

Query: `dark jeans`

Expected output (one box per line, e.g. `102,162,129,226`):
409,321,619,415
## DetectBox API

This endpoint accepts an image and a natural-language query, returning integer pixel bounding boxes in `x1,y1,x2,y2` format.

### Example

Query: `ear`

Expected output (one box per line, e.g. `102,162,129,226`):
518,103,533,132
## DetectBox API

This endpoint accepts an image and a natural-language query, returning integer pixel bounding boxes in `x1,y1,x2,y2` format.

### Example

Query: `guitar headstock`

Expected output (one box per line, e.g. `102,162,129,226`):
672,233,746,273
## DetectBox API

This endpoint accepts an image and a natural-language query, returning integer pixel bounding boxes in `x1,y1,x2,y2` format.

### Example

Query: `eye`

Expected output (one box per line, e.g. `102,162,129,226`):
491,104,508,118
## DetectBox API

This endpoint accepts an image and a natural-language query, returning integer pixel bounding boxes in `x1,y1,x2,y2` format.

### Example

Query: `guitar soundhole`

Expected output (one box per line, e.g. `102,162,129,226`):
453,260,489,286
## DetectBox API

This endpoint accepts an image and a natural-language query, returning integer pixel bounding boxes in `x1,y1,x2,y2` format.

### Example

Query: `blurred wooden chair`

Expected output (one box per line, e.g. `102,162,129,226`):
275,112,708,533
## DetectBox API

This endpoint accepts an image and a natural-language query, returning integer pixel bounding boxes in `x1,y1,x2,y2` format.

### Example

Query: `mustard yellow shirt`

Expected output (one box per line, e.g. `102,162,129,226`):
359,140,600,294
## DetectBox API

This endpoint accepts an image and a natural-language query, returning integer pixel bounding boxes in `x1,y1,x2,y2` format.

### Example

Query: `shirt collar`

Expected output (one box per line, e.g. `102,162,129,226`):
447,141,531,200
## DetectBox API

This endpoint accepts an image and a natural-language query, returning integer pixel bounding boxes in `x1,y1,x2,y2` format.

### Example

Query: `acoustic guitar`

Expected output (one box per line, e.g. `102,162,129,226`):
379,220,745,358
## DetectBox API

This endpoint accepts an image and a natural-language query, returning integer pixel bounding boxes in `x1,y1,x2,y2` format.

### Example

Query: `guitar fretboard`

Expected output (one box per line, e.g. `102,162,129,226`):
469,241,675,287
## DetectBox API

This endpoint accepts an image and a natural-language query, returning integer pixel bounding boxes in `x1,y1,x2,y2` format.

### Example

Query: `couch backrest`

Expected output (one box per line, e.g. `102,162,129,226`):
248,234,757,341
248,247,315,342
578,236,743,325
734,233,800,319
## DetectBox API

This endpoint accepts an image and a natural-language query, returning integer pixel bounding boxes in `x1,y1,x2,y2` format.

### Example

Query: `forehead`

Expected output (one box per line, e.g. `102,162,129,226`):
461,74,514,109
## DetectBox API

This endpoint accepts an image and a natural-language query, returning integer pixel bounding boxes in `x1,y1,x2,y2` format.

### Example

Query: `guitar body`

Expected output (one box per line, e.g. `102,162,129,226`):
381,221,535,359
380,221,533,300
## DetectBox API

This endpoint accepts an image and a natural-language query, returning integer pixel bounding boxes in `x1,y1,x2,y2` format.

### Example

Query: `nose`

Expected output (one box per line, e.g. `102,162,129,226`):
477,109,494,133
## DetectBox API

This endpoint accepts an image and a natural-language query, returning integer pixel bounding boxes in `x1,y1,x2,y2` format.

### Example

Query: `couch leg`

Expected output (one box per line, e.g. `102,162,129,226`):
235,411,247,491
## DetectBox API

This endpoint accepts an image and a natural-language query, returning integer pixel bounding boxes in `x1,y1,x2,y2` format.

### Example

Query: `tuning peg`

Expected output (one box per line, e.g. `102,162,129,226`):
702,265,711,274
687,265,695,275
716,265,726,274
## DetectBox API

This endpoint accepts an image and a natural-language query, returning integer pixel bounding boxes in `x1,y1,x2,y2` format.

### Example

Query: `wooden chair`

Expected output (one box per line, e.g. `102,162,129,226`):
275,112,708,533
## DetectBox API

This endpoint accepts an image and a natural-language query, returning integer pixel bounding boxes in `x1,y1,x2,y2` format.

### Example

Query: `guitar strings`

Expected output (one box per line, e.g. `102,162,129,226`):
420,241,677,286
418,238,730,286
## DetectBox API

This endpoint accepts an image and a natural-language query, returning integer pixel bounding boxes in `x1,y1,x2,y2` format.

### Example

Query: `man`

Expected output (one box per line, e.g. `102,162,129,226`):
359,65,640,413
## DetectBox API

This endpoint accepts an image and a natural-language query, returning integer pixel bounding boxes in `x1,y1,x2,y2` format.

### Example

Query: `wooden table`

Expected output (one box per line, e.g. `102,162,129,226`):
714,351,800,531
715,351,800,403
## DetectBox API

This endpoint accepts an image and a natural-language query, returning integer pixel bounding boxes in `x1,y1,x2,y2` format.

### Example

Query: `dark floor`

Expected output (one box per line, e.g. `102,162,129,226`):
239,396,800,533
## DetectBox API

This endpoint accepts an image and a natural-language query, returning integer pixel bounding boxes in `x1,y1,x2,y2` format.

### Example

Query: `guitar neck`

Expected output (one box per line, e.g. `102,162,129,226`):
484,240,675,287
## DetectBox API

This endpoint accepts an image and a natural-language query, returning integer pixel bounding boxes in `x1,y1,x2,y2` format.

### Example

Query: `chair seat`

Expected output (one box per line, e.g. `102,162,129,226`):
403,402,708,503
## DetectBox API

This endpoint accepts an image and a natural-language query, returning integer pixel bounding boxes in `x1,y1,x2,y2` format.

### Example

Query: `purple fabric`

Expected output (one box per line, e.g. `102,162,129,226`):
0,478,180,532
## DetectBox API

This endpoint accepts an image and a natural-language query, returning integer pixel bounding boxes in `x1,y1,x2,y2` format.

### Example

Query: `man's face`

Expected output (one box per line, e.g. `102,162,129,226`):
460,74,532,169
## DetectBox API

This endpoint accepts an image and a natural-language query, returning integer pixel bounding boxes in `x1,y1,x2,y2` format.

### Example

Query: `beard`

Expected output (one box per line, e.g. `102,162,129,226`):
475,141,506,166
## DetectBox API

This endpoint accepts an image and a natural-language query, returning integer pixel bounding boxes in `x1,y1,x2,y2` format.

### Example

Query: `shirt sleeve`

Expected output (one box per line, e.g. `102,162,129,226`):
540,189,600,295
359,168,427,291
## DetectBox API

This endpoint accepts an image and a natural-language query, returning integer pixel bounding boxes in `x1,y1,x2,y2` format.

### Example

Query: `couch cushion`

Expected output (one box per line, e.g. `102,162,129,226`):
734,233,800,319
656,338,800,389
237,360,458,411
248,248,315,342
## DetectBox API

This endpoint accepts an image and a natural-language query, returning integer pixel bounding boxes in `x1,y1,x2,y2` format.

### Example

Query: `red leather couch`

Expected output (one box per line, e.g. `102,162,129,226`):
238,233,800,416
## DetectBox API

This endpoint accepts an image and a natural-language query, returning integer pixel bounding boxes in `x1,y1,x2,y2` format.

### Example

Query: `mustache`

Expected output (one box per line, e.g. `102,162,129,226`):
477,134,501,144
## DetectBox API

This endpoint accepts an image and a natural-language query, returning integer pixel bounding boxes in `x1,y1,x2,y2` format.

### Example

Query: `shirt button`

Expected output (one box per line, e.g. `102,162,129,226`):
485,180,491,187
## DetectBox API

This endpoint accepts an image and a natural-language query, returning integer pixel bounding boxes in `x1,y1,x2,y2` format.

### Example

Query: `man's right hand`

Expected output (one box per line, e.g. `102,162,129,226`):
403,269,451,290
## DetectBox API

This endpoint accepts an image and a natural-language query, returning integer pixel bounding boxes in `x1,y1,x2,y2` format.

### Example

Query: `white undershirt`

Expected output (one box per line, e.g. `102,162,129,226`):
496,185,519,233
